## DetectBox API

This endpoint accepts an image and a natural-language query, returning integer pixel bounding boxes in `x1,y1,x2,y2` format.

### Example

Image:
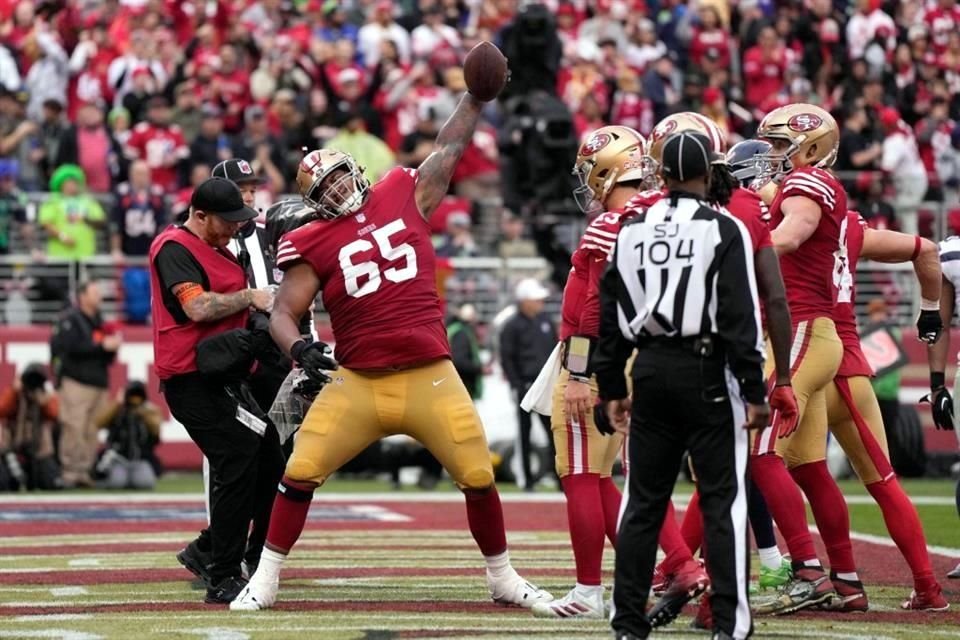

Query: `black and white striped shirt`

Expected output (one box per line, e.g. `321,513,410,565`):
594,193,766,404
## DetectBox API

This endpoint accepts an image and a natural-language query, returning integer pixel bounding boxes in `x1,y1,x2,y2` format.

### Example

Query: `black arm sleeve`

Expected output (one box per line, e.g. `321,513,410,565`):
593,256,633,401
715,219,766,404
153,240,208,323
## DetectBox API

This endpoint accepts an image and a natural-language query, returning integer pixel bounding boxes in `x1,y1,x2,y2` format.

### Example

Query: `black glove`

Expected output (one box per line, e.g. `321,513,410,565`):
291,339,338,384
593,401,615,436
922,386,955,431
916,309,943,345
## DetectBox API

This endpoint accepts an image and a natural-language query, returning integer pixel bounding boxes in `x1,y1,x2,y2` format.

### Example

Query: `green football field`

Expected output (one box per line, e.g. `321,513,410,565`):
0,474,958,639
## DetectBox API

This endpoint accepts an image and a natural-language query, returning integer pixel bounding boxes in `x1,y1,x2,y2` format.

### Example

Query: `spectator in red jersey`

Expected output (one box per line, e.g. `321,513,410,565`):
213,44,251,135
555,2,581,60
321,38,368,98
925,0,960,55
690,5,731,69
610,67,654,136
66,23,115,121
56,103,124,193
916,97,956,202
742,25,787,111
124,95,189,192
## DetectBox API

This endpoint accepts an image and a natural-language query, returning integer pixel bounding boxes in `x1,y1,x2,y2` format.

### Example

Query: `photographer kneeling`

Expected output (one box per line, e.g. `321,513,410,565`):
0,364,62,491
95,381,162,490
149,177,283,604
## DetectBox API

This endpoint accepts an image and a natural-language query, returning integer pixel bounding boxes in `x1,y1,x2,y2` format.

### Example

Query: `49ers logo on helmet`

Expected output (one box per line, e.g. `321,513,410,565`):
787,113,823,132
651,119,677,140
581,132,611,155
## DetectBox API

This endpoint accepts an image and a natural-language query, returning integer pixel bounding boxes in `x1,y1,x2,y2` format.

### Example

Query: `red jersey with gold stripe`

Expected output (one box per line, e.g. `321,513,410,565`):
834,211,872,377
560,209,632,340
769,166,849,324
275,167,449,369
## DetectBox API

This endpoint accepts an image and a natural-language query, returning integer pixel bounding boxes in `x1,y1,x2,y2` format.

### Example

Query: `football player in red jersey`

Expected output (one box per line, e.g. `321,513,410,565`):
748,103,850,615
812,212,948,611
527,125,653,620
231,79,554,612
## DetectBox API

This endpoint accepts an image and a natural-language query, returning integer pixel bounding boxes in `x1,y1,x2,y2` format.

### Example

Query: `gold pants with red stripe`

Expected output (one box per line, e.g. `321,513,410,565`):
286,359,494,489
550,369,623,478
753,317,842,468
819,375,893,484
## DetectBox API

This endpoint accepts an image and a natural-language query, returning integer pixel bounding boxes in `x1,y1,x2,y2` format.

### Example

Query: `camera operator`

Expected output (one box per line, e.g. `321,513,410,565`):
149,177,281,604
94,381,162,490
0,363,62,491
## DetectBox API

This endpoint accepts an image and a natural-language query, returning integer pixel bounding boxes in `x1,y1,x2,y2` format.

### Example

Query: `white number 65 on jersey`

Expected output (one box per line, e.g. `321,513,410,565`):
338,219,419,298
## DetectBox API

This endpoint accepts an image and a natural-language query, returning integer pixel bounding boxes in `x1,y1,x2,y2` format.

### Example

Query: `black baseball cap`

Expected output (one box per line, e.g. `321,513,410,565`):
661,132,712,183
191,177,258,222
211,158,265,185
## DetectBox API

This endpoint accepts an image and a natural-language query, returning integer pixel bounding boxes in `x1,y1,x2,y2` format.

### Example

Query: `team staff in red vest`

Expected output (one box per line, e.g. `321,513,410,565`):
148,177,277,605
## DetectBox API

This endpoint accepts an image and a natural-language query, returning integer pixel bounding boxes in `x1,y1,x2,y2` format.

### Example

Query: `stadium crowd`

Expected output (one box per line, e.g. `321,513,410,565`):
1,0,960,264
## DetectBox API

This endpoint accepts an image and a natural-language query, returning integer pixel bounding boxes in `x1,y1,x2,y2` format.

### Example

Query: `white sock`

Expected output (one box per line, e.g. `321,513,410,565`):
254,548,286,583
836,571,859,582
802,559,822,569
484,550,513,578
575,583,603,599
758,546,784,571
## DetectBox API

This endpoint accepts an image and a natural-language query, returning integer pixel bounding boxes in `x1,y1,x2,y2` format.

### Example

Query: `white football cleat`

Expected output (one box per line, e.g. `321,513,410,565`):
229,578,279,611
487,570,554,608
532,586,605,619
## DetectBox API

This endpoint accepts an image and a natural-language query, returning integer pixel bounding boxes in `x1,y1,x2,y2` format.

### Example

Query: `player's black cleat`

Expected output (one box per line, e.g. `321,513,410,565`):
205,576,248,604
177,541,212,587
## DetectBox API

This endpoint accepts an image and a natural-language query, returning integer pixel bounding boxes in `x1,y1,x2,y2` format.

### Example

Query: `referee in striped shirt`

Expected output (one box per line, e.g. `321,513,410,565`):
594,132,769,640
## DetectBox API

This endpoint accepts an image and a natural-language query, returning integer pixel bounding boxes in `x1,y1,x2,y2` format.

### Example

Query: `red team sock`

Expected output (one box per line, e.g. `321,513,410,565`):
867,478,938,592
681,490,704,555
789,461,856,575
464,486,508,557
750,454,819,564
265,477,315,554
658,500,694,576
561,474,606,585
599,476,622,544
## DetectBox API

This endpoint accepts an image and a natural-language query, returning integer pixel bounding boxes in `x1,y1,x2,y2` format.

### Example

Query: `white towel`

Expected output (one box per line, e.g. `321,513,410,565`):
520,343,562,416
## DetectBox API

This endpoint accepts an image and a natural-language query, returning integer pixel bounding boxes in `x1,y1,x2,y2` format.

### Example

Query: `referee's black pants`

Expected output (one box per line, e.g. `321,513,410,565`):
612,344,752,640
164,374,285,585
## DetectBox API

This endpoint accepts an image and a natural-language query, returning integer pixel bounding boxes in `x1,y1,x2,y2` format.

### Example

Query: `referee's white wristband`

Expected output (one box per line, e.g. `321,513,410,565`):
920,298,940,312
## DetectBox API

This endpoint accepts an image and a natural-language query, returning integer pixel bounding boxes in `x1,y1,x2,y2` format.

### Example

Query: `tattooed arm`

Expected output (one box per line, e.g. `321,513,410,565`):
174,283,259,323
414,93,484,219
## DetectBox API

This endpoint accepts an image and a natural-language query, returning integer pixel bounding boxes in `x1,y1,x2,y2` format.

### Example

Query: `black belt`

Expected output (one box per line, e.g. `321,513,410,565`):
636,334,721,358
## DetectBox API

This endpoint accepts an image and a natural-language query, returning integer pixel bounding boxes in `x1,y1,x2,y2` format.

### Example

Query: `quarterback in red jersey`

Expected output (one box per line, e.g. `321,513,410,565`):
232,89,553,611
813,212,948,611
529,125,659,620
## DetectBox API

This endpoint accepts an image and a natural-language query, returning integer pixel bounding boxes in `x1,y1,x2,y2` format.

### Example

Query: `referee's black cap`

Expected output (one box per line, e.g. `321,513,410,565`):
212,158,265,185
661,131,712,182
191,177,258,222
